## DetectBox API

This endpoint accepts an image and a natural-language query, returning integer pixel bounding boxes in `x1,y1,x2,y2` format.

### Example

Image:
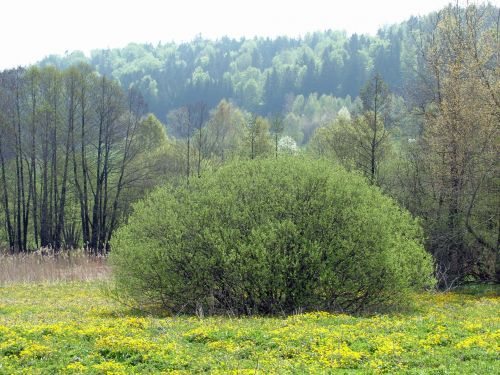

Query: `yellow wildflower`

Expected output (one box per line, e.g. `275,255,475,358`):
92,360,127,375
19,343,51,359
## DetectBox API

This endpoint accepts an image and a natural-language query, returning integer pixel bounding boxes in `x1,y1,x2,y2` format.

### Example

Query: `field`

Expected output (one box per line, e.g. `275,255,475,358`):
0,282,498,374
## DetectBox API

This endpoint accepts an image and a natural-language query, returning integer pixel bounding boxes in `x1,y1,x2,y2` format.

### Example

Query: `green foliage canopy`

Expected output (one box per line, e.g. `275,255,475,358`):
110,157,434,315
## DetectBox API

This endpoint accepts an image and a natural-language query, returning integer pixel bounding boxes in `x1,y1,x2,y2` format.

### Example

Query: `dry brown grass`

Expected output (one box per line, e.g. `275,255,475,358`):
0,248,110,285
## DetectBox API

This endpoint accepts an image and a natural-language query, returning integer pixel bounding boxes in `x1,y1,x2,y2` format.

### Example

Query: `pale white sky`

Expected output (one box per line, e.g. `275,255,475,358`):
1,0,496,69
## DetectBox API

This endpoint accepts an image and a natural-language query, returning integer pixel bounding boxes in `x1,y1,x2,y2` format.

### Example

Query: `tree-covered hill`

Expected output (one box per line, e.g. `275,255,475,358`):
39,29,400,118
38,4,497,120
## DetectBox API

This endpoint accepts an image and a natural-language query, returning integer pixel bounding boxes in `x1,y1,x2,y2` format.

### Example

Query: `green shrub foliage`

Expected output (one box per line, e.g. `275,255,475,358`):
110,157,434,314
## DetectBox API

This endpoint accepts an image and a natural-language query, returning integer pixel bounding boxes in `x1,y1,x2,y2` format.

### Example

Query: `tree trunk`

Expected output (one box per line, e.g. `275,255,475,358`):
0,137,14,250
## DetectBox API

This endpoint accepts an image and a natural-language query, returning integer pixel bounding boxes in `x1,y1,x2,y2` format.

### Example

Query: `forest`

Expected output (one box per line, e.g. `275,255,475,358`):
0,2,498,291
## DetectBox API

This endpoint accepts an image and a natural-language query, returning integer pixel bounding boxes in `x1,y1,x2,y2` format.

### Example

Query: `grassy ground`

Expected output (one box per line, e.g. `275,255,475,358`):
0,282,498,374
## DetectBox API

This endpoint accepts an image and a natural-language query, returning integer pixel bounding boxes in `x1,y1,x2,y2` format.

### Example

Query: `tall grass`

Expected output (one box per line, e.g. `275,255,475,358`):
0,248,110,285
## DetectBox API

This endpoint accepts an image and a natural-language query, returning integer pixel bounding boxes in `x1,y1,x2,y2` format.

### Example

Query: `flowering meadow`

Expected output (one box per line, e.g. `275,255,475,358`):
0,282,498,374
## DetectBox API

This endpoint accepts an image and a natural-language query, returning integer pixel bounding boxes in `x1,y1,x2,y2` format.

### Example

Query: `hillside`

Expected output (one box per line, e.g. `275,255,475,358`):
35,8,454,119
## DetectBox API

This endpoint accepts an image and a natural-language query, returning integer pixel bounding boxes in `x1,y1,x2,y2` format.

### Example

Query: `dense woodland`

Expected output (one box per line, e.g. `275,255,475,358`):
0,3,498,287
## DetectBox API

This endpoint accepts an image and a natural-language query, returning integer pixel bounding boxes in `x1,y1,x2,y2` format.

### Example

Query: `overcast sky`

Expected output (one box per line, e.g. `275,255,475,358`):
1,0,496,69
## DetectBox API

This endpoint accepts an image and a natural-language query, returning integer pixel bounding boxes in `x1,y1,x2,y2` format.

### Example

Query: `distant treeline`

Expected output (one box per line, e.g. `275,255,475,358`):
37,4,497,120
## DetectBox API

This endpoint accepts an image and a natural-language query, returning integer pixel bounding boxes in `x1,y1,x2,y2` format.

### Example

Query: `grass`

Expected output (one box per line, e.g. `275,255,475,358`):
0,282,498,374
0,249,110,285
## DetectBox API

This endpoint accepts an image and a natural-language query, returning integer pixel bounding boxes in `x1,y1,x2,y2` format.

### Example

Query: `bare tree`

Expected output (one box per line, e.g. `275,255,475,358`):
270,114,284,158
188,102,207,178
169,106,191,184
360,73,392,185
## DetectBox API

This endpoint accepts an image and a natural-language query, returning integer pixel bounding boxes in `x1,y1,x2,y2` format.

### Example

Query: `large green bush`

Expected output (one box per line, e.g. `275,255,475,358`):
110,157,434,314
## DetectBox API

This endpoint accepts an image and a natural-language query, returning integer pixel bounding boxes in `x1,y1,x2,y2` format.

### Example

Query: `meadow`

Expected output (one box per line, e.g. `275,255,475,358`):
0,281,498,374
